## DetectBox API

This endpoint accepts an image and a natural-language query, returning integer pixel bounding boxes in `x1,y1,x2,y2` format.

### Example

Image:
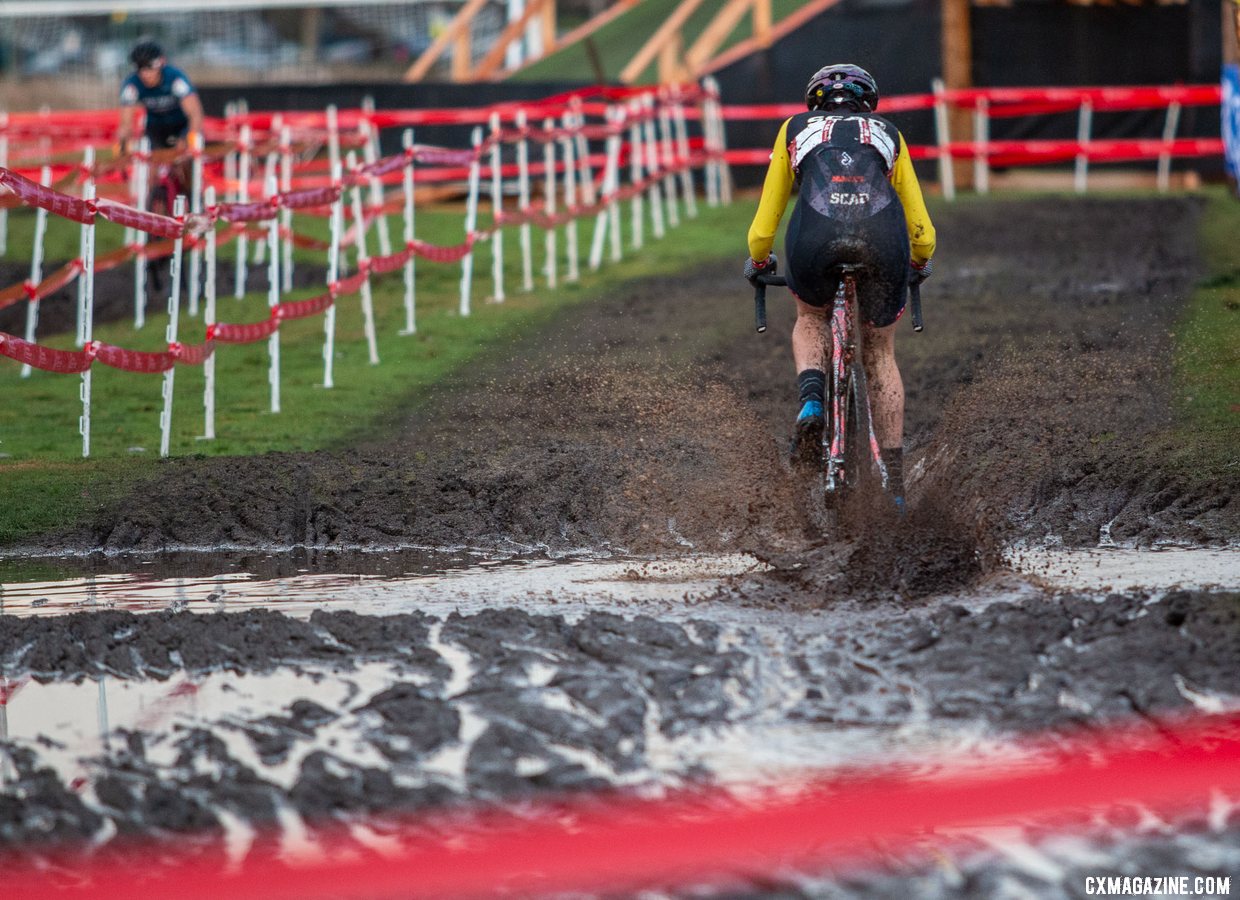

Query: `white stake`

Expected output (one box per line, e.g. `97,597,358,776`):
264,174,282,412
571,98,597,209
973,97,990,196
1157,100,1181,193
79,171,96,458
460,127,483,315
361,119,393,258
235,125,252,298
0,118,8,256
400,128,417,334
642,95,666,240
254,151,276,267
657,92,680,227
77,146,96,347
628,104,644,250
324,161,343,389
516,109,534,292
188,130,205,317
590,105,623,270
932,78,955,202
672,90,697,219
700,84,719,208
542,119,557,288
159,196,186,458
202,186,217,440
20,165,51,378
560,115,579,283
706,77,733,204
608,106,623,263
326,104,341,181
280,125,294,293
489,112,506,303
133,136,150,329
1074,100,1093,196
348,153,380,364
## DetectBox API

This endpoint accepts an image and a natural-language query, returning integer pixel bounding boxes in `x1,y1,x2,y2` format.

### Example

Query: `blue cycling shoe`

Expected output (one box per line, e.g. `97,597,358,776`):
892,494,906,518
789,401,824,466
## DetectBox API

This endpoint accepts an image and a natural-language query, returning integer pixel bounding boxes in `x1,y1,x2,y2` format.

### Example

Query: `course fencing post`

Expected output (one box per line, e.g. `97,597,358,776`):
658,90,680,228
932,78,956,201
461,127,483,315
188,130,205,317
133,136,150,330
711,79,733,204
77,146,96,348
223,103,239,202
323,161,343,389
699,85,719,208
628,102,645,250
265,174,282,412
0,113,7,257
571,97,597,214
672,87,697,219
79,173,96,458
20,165,51,379
489,112,506,303
608,105,623,263
280,125,294,293
1157,100,1181,193
589,106,620,272
542,119,557,288
516,109,535,292
347,152,381,364
254,150,276,267
1074,99,1093,195
362,120,393,258
973,97,990,196
560,113,580,283
235,124,252,298
159,196,186,458
642,94,666,240
202,185,217,440
400,128,417,334
326,104,341,183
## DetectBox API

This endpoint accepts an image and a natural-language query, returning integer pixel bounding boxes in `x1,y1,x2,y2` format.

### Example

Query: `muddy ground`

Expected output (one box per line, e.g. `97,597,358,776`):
2,196,1239,895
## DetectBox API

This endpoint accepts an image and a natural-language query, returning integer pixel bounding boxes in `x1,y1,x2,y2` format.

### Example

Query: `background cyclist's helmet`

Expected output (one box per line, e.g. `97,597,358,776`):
805,64,879,113
130,40,163,69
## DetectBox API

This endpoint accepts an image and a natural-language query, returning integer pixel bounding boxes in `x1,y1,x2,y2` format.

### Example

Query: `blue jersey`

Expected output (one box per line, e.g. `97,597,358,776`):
120,64,195,140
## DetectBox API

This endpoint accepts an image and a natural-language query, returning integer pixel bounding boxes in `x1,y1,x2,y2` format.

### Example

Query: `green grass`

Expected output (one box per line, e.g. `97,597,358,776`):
1174,188,1240,469
515,0,807,85
0,196,752,546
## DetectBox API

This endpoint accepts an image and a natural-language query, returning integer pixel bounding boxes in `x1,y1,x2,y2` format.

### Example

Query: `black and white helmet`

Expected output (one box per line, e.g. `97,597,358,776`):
805,64,880,113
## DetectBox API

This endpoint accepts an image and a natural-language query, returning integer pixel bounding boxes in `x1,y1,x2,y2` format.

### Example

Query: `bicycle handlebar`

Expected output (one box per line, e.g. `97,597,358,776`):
751,273,786,333
751,273,926,334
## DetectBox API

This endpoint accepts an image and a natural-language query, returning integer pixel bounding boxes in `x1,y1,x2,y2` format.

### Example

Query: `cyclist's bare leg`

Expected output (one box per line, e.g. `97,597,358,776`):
861,321,903,449
792,297,830,372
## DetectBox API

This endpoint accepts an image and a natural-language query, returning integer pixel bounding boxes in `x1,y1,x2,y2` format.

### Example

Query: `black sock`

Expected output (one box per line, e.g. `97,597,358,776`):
881,446,904,496
797,369,826,407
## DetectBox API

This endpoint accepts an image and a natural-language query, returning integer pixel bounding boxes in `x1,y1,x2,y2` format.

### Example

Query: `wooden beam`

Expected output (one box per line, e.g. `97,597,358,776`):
619,0,709,85
752,0,771,48
404,0,490,83
540,0,556,52
942,0,973,189
502,0,643,79
658,31,686,83
472,0,548,82
1229,0,1240,65
685,0,753,74
702,0,843,75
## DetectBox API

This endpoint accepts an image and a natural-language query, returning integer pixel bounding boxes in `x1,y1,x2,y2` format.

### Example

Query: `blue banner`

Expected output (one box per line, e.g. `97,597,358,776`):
1225,64,1240,180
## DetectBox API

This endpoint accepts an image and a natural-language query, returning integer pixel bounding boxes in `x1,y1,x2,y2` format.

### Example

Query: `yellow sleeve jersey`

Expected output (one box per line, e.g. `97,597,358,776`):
746,113,936,266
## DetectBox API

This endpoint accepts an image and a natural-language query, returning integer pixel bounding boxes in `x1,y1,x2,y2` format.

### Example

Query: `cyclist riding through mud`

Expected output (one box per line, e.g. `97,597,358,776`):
116,40,204,156
744,64,936,510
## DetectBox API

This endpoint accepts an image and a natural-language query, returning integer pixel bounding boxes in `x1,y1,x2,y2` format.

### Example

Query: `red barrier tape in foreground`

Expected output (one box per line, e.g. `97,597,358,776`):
0,332,93,373
7,712,1238,900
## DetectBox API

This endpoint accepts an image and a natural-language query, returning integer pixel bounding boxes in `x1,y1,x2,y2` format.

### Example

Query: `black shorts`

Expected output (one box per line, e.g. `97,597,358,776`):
784,150,910,327
147,124,187,150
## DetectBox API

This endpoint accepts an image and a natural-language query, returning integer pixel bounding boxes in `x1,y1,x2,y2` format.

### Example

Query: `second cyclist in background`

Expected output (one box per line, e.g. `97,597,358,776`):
744,64,936,511
117,40,204,158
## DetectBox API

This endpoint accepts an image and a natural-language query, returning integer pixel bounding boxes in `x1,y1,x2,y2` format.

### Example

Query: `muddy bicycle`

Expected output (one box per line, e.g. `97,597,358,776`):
752,262,923,523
